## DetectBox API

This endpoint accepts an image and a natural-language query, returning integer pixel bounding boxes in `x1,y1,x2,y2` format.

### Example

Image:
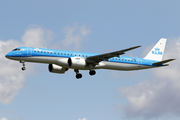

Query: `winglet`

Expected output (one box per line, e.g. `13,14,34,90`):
129,46,142,50
121,45,142,53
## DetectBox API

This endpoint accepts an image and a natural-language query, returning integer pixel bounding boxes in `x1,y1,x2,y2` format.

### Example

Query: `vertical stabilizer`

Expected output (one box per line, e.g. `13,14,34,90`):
144,38,167,61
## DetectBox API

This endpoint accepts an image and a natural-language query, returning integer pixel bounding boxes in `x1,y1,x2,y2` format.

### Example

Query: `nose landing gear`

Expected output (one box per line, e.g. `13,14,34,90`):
20,61,26,71
22,66,26,71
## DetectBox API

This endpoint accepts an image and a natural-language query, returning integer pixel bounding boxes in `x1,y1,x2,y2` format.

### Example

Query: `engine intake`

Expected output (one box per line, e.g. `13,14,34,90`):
48,64,68,74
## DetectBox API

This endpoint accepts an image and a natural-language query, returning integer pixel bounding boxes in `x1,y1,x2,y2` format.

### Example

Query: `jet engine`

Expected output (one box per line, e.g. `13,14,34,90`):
48,64,68,74
68,57,87,69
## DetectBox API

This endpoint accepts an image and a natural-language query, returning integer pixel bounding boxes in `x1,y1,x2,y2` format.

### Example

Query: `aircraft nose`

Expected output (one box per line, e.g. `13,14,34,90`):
5,55,9,58
5,52,12,58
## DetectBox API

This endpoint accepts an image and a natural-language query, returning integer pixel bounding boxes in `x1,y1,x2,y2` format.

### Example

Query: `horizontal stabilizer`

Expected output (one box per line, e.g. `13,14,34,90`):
152,59,175,65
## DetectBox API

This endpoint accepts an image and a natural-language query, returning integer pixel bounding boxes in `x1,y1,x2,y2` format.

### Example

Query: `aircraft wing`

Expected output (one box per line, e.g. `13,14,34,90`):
86,45,141,64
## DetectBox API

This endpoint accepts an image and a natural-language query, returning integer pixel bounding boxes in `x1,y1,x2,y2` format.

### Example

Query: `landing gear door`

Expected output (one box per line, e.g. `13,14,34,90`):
138,58,142,67
27,48,32,56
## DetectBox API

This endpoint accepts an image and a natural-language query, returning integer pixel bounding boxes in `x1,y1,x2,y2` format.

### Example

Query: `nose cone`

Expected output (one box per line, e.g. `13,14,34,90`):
5,52,12,59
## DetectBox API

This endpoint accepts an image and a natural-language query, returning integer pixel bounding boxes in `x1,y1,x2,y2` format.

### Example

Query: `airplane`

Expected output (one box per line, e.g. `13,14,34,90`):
5,38,175,79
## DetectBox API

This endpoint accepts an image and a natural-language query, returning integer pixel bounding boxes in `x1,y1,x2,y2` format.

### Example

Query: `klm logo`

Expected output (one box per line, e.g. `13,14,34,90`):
152,47,162,55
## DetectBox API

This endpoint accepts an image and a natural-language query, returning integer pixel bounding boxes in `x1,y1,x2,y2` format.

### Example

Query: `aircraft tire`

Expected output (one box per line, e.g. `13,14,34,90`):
76,73,82,79
89,70,96,76
22,67,26,71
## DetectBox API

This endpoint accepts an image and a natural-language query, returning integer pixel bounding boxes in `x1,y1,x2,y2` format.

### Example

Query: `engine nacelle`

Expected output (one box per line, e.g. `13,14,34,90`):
48,64,68,74
68,57,87,69
56,58,69,67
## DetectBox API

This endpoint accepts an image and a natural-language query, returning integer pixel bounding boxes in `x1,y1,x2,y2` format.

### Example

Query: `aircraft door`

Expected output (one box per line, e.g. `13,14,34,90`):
27,48,32,56
138,58,142,67
12,52,15,56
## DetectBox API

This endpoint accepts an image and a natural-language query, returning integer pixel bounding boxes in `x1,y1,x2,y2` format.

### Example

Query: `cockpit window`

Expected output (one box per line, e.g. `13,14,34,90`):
12,48,17,51
12,48,21,51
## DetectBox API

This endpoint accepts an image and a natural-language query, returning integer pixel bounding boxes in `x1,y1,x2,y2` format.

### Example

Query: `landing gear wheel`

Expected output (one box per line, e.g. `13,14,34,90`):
22,67,26,71
76,73,82,79
89,70,96,76
20,61,26,71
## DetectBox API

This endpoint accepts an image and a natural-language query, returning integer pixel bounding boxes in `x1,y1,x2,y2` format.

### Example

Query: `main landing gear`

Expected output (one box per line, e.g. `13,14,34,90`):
74,69,96,79
20,61,26,71
74,69,82,79
89,70,96,76
74,65,97,79
89,64,96,76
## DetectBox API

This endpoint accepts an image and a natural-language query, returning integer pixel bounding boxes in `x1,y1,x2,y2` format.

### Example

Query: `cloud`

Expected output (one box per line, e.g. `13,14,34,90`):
78,118,87,120
0,39,25,104
0,118,8,120
22,27,54,48
119,38,180,119
0,27,53,104
52,23,90,51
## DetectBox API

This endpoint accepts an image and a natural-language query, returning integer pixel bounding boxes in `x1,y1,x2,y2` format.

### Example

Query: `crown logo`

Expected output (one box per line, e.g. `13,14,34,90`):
155,47,160,51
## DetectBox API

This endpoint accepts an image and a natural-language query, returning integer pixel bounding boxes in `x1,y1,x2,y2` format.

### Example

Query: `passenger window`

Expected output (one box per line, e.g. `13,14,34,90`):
41,51,43,53
119,59,120,60
64,53,66,55
128,59,130,61
54,52,56,54
125,59,127,61
86,55,87,57
79,55,81,56
51,52,52,54
38,51,39,53
131,59,133,62
68,54,69,55
82,55,84,57
75,54,77,56
34,51,36,52
61,53,63,55
134,59,136,62
122,59,124,61
58,53,59,54
71,54,72,56
116,58,117,60
44,51,46,53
